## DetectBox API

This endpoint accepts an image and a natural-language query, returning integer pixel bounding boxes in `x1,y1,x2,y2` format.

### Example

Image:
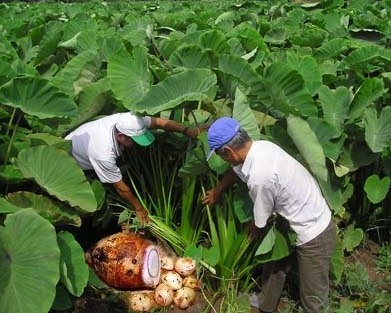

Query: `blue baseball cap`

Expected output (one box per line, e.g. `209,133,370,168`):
206,117,240,160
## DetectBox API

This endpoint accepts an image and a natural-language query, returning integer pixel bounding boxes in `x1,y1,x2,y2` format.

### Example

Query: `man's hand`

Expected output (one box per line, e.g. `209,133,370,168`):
135,206,150,225
185,124,209,139
202,169,239,207
248,222,263,241
113,180,150,226
150,117,210,140
202,187,221,206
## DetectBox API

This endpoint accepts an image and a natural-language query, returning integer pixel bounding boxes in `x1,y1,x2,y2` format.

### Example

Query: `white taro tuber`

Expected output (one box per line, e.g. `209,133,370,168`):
174,257,196,277
124,290,157,312
182,275,201,290
154,283,174,307
156,242,177,270
160,255,176,270
173,286,196,309
161,270,183,290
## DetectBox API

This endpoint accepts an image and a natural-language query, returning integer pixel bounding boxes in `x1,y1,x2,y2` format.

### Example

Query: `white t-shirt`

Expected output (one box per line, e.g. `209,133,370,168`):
65,113,151,184
233,140,331,246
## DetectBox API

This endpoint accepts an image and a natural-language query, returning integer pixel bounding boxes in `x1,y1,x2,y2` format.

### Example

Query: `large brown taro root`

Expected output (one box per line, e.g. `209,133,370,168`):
85,232,161,290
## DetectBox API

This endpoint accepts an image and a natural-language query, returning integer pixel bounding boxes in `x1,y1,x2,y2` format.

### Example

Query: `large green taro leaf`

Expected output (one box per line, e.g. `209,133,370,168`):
258,62,317,117
339,45,391,70
255,226,275,256
52,50,100,97
107,47,151,110
57,78,111,134
318,85,351,135
5,191,82,227
75,78,110,122
60,30,100,54
135,68,217,115
348,78,385,123
0,35,18,63
363,106,391,153
287,115,328,182
342,224,364,253
218,54,264,96
199,29,231,55
286,52,322,95
57,231,89,297
314,38,350,59
119,17,153,47
0,164,26,184
0,209,60,313
34,21,64,66
0,197,20,213
255,224,295,263
100,36,126,62
214,11,236,30
364,174,390,204
0,76,77,119
17,146,97,212
233,183,253,223
179,137,223,177
168,44,211,69
232,87,261,141
318,178,354,213
0,59,14,86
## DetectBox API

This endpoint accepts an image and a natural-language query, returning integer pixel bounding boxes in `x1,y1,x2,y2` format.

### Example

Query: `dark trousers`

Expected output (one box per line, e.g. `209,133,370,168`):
258,220,336,313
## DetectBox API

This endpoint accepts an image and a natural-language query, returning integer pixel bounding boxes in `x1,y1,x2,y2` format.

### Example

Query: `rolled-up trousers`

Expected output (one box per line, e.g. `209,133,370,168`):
258,220,336,313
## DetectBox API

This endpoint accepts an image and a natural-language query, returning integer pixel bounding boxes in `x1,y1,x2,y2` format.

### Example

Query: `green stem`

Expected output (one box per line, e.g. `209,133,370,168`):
4,109,22,165
5,108,16,137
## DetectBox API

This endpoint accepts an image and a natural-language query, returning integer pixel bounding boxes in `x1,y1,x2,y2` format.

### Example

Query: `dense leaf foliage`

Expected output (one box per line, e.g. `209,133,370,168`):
1,0,391,312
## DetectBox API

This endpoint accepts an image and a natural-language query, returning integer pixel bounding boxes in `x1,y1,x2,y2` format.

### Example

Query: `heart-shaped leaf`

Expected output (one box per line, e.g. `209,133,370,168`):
364,106,391,153
342,224,364,252
136,68,217,115
364,174,390,204
17,146,97,212
0,77,77,119
0,209,60,313
318,85,352,135
108,47,151,110
5,191,82,227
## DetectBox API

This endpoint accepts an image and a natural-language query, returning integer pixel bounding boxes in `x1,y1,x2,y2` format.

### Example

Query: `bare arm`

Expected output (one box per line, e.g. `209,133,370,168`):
112,179,149,225
150,117,207,139
202,168,239,206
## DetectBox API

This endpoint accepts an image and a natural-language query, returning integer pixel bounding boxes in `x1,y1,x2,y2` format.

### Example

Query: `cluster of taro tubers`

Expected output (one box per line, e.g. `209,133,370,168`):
85,231,201,312
123,255,201,311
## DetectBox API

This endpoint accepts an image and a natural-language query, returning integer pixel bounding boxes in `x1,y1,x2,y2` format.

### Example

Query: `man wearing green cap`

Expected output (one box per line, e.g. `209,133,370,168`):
202,117,336,313
66,112,199,225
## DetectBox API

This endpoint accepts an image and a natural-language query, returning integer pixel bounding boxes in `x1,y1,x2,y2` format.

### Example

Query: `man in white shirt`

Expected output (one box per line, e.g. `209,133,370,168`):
202,117,336,313
66,112,199,225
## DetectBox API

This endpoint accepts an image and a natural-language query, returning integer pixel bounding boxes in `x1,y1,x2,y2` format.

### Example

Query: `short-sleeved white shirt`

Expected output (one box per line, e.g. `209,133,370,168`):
233,140,331,246
65,113,151,184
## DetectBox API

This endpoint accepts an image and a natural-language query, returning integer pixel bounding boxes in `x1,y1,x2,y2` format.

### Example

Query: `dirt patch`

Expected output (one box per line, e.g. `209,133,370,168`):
345,239,388,288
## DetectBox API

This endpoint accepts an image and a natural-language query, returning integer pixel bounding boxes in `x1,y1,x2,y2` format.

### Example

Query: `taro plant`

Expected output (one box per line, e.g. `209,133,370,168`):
202,185,259,292
117,138,219,270
0,208,90,313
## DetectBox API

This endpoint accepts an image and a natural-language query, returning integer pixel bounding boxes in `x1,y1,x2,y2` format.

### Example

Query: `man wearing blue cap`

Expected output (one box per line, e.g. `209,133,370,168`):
66,112,199,225
202,117,336,313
